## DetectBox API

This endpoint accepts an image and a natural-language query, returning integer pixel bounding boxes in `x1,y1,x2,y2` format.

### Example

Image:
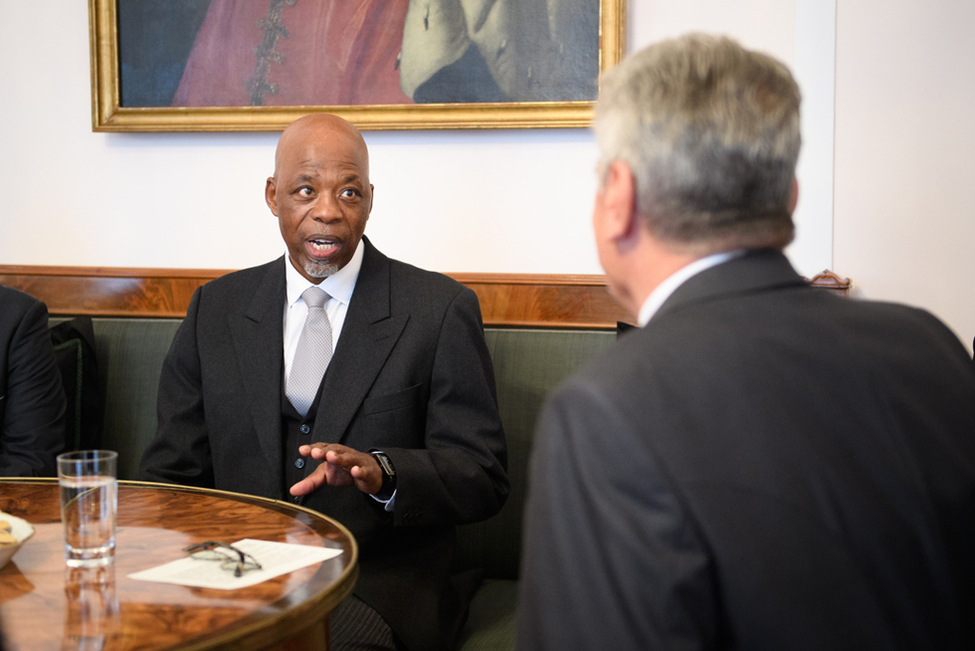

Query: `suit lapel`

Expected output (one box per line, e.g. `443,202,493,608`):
313,238,409,444
230,258,286,488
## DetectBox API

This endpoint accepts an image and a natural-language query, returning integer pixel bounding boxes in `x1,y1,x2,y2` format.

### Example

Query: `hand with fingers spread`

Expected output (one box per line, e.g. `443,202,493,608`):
289,443,383,496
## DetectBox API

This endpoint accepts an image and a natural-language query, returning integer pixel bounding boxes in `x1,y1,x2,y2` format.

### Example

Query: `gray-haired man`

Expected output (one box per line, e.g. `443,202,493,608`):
518,34,975,651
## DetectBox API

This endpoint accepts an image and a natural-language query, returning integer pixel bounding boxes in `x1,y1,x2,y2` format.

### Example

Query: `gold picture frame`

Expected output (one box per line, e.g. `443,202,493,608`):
89,0,625,132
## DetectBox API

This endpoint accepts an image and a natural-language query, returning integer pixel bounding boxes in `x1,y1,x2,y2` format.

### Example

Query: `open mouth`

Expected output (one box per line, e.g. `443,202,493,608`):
306,237,340,260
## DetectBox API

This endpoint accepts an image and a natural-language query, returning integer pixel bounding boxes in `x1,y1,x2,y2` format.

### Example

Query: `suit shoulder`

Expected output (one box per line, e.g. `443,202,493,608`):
823,294,967,355
201,259,280,290
191,259,282,304
0,284,44,316
0,286,49,345
387,257,469,299
849,296,948,328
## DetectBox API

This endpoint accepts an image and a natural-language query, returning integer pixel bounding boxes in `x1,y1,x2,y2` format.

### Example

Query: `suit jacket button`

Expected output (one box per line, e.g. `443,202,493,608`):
294,458,305,469
299,424,310,434
293,496,301,504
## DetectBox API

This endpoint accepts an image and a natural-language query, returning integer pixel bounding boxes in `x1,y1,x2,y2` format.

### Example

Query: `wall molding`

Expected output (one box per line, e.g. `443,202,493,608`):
0,265,850,329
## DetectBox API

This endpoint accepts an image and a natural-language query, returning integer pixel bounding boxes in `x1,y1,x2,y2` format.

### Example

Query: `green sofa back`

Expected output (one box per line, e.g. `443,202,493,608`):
84,318,182,480
458,328,615,580
54,317,616,581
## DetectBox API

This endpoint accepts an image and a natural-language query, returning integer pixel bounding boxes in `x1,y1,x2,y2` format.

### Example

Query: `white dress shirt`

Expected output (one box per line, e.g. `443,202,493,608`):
281,242,395,509
283,241,364,381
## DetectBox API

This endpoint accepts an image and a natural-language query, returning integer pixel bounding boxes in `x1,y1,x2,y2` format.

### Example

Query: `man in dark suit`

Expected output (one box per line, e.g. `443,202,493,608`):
0,285,65,476
517,34,975,650
140,114,508,651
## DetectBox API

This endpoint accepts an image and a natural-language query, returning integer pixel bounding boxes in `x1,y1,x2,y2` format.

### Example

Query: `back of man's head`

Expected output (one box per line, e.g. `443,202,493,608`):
593,34,802,254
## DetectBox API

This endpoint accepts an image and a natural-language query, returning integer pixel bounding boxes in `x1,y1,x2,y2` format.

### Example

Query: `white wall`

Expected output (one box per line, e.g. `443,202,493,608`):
834,0,975,352
0,1,815,273
631,0,837,280
1,1,972,353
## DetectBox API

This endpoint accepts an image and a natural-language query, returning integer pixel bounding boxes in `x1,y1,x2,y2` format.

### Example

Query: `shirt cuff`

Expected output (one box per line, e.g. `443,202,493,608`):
370,489,396,512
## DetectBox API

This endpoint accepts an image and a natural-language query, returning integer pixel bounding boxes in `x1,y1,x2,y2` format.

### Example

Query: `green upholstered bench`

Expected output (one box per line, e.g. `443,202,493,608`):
51,317,183,480
454,328,615,649
51,317,616,650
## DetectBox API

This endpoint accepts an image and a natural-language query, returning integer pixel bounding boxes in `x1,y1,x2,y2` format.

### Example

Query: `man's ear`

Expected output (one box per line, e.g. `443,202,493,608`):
265,177,279,216
602,160,640,242
789,177,799,213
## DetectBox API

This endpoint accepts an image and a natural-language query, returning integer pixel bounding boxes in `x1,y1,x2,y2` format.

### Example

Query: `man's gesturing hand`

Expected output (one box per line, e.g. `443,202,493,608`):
289,443,384,496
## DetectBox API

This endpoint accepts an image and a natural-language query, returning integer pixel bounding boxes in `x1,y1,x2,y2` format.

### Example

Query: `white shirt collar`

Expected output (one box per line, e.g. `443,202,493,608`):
637,250,745,326
285,238,365,307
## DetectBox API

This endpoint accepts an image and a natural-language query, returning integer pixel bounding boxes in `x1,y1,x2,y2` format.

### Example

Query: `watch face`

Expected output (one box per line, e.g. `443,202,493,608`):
373,452,395,479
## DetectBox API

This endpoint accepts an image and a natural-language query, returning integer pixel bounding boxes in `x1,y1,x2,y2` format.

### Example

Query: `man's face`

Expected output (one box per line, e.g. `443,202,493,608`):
266,118,373,283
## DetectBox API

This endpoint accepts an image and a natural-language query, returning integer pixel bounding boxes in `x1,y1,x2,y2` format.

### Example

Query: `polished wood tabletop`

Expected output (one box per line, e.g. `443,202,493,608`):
0,478,358,651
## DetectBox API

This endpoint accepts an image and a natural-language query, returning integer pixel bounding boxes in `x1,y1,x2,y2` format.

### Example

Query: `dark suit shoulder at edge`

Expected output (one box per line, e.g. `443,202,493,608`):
196,258,284,293
0,284,46,312
386,257,469,298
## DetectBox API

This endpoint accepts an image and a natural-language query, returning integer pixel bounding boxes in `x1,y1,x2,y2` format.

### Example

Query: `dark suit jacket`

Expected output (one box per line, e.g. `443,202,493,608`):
141,239,509,651
518,249,975,651
0,285,65,477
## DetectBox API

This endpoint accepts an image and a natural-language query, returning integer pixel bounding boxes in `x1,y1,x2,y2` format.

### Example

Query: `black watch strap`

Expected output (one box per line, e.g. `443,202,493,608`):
370,451,397,499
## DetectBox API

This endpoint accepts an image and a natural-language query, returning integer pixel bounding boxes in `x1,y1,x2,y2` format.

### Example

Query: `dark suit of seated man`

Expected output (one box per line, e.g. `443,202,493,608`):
517,34,975,651
0,285,65,477
140,114,509,651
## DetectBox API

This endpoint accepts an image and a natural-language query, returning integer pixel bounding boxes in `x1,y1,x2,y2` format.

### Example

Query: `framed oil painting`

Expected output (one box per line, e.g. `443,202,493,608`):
89,0,625,132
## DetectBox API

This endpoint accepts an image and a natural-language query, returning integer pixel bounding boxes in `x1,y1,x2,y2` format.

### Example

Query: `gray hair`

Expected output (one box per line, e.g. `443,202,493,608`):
593,34,801,252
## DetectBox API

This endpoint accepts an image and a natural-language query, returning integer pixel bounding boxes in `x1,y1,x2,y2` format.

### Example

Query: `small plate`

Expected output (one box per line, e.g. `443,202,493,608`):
0,512,36,570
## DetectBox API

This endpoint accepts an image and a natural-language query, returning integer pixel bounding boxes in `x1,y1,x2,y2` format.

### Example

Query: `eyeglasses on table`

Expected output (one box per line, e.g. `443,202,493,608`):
183,540,263,577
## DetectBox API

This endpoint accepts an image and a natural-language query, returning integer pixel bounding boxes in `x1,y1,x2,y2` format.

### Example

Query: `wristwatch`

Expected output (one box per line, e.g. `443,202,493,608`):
370,451,397,499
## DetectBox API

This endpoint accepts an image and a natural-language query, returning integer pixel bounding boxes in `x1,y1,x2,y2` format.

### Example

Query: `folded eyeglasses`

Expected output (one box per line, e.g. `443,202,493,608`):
183,541,262,577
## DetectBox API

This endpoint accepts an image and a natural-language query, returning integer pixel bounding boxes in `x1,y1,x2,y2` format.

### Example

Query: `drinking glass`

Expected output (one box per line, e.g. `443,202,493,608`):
57,450,118,567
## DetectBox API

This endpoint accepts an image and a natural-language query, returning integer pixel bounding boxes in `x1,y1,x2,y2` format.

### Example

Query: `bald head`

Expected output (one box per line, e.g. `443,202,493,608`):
274,113,370,181
266,113,374,283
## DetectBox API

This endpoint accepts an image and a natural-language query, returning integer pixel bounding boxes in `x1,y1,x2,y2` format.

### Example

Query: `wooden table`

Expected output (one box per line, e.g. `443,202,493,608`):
0,479,358,651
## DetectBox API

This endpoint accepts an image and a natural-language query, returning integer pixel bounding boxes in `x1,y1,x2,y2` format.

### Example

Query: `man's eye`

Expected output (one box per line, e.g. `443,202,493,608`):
297,187,314,197
340,188,360,198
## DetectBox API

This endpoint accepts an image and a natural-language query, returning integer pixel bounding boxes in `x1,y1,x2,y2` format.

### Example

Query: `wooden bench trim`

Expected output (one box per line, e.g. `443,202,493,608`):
0,265,850,329
0,265,634,328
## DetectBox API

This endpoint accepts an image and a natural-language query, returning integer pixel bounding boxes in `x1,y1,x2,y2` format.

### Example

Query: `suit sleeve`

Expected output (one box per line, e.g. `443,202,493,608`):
139,287,215,487
0,299,65,477
386,286,509,526
516,377,717,651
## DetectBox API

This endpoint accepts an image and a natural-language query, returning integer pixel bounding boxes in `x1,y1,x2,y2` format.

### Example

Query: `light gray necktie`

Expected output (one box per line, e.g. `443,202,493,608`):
287,286,333,417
